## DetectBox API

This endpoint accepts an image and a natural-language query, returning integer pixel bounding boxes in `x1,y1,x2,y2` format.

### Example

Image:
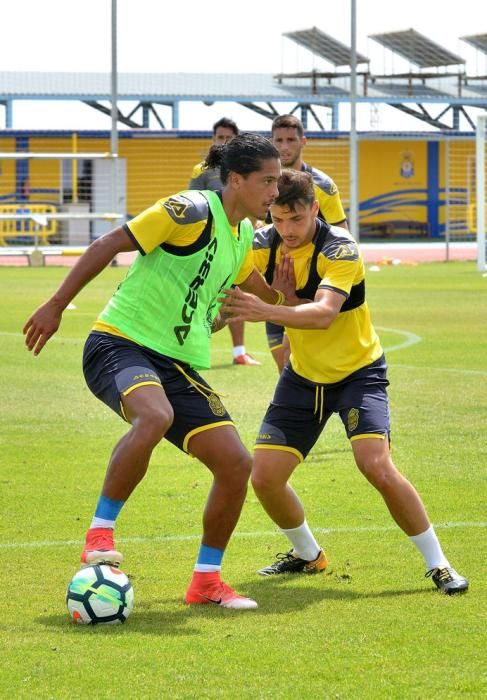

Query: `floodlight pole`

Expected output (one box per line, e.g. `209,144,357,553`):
111,0,119,227
350,0,359,241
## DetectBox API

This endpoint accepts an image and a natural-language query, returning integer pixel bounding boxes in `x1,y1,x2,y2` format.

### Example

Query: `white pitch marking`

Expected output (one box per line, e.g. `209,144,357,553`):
4,325,424,355
375,326,422,353
0,521,484,551
2,329,484,374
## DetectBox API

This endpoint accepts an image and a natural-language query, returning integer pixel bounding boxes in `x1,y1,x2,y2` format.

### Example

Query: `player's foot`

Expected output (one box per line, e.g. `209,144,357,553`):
185,579,258,609
233,352,261,366
258,549,328,576
81,527,123,567
425,566,469,595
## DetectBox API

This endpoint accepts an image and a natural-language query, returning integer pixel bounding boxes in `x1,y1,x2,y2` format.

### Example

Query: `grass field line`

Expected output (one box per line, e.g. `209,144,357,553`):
3,328,485,374
375,325,422,352
0,521,484,551
1,325,422,357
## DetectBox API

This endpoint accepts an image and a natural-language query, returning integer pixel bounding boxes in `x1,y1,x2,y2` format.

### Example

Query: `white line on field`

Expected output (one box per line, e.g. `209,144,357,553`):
2,326,421,348
1,324,422,356
2,329,485,374
375,326,422,353
0,521,484,551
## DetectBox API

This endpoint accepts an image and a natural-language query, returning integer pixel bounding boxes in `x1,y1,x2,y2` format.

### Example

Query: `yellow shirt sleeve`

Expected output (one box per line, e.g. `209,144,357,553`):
251,247,269,276
317,254,362,296
191,162,205,179
126,197,207,254
234,247,255,285
315,185,347,226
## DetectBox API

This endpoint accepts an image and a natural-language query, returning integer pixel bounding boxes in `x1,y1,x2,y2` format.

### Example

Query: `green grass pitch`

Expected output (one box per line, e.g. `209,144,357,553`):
0,261,485,698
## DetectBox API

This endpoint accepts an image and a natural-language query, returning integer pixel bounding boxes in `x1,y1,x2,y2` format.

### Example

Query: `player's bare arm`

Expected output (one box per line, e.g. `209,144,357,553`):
211,310,229,333
222,286,345,329
23,227,136,356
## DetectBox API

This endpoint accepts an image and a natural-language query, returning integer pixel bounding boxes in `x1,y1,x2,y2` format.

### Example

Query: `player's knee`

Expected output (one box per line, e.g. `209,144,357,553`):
251,467,280,496
357,453,397,491
213,447,251,489
132,407,173,446
231,450,252,485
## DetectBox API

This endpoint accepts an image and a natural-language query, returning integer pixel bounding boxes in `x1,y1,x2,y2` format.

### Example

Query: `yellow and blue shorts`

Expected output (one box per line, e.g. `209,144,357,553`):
83,332,232,453
255,356,390,463
265,321,285,350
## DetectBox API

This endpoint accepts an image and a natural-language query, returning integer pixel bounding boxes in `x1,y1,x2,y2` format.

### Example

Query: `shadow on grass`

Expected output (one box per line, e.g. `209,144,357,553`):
37,580,431,635
37,606,201,636
238,577,429,614
209,361,241,371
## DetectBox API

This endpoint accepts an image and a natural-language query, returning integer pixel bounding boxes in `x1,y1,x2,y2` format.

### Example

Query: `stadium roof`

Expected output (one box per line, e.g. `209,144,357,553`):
0,69,472,105
0,71,314,100
369,29,465,68
1,67,485,132
460,33,487,55
283,27,369,67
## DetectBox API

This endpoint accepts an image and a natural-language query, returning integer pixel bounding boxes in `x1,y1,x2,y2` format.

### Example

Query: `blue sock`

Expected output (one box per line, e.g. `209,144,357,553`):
90,495,125,529
194,544,224,572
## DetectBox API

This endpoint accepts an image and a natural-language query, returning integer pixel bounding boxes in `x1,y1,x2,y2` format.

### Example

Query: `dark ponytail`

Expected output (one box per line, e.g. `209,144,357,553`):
203,132,279,184
205,144,225,171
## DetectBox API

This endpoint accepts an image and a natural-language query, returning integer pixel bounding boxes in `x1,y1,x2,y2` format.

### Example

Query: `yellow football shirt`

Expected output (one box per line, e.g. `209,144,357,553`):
303,162,347,226
125,190,254,284
253,223,382,383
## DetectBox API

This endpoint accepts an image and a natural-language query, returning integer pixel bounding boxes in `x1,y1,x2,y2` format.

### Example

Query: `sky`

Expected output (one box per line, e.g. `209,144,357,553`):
1,0,486,132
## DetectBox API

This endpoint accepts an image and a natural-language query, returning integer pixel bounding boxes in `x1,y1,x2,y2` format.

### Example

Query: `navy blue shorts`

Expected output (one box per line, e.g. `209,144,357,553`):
83,332,233,453
265,321,285,350
255,356,390,462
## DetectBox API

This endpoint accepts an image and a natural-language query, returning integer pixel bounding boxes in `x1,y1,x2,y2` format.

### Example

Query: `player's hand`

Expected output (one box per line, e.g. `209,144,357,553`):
23,299,64,355
273,255,299,304
220,286,269,323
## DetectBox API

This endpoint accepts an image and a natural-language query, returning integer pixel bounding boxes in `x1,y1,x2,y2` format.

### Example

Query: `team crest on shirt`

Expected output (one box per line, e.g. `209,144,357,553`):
164,197,189,219
208,393,225,416
348,408,359,432
334,243,357,260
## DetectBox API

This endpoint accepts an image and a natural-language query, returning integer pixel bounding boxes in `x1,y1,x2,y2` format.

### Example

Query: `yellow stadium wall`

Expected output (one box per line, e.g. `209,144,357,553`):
0,131,474,237
0,138,17,201
359,139,430,234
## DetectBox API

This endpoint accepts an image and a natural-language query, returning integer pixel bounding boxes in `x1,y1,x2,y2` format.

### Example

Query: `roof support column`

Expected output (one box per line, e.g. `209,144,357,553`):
1,100,13,128
142,104,150,128
172,101,179,129
331,103,339,130
453,106,460,130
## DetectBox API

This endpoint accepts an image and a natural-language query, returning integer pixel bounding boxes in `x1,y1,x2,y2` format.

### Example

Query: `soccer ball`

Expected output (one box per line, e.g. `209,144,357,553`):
66,564,134,625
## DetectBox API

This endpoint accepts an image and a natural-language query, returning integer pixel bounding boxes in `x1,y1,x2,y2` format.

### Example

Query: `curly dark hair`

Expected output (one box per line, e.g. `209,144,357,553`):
274,169,315,210
204,132,279,184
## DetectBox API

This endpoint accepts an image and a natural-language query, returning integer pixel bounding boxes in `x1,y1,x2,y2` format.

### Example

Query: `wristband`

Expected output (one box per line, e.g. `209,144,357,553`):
274,289,285,306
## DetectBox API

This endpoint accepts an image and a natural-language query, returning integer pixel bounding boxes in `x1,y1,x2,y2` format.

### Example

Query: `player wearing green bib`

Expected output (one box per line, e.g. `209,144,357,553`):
96,189,254,370
188,117,260,367
24,133,282,610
